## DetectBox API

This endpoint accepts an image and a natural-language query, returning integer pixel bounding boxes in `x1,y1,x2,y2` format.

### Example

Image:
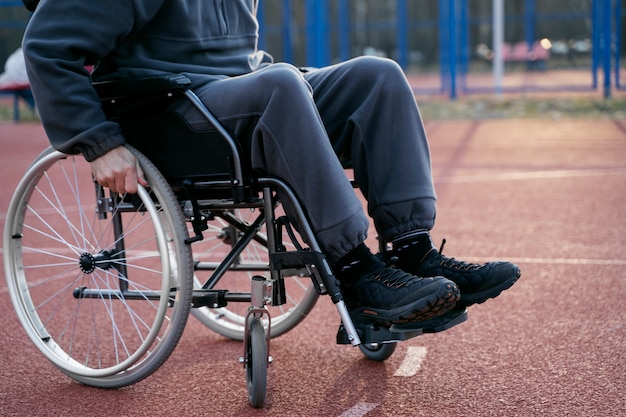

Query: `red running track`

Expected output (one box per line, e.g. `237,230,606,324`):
1,118,625,417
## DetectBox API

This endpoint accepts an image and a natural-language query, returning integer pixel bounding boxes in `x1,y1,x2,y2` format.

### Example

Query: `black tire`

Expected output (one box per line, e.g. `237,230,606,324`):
246,317,268,408
359,342,398,362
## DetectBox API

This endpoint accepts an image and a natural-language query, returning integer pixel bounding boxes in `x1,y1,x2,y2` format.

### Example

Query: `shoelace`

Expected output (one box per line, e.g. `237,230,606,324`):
374,264,420,289
437,239,483,272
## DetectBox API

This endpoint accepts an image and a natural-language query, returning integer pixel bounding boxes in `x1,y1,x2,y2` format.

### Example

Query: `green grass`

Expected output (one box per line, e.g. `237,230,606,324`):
2,95,626,123
0,100,39,122
417,96,626,120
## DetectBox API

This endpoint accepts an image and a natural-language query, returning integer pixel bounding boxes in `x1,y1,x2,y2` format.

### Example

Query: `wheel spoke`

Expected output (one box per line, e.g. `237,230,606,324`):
5,147,192,386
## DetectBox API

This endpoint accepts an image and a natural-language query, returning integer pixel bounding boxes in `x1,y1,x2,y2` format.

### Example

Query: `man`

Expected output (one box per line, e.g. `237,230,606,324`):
22,0,520,327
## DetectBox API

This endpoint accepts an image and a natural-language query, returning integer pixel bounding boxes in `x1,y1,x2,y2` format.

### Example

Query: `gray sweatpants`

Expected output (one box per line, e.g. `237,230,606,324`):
171,56,436,262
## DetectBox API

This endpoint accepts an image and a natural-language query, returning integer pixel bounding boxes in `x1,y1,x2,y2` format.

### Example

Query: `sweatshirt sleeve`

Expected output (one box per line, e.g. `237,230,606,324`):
22,0,165,161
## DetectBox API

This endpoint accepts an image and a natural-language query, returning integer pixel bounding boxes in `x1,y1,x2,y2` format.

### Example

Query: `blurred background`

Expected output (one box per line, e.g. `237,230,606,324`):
1,0,625,103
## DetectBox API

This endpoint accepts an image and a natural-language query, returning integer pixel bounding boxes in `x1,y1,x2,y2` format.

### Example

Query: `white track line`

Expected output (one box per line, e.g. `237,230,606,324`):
394,346,427,377
339,403,379,417
461,257,626,266
435,167,626,183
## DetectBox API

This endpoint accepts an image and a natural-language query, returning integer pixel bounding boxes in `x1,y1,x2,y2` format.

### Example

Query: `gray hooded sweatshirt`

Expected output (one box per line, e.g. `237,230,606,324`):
23,0,271,162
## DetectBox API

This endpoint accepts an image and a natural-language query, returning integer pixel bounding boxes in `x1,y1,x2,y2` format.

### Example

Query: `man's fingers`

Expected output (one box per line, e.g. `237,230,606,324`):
90,146,143,194
124,169,139,194
136,161,148,187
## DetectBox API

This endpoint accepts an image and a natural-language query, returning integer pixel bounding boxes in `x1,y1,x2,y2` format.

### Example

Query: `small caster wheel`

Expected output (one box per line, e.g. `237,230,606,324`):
359,342,397,361
246,317,267,408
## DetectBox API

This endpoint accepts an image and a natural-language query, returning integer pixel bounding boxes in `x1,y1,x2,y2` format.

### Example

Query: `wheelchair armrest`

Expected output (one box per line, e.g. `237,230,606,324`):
92,74,192,101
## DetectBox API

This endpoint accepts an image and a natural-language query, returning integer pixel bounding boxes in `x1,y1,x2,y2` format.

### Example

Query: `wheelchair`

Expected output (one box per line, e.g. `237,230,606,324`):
3,74,467,408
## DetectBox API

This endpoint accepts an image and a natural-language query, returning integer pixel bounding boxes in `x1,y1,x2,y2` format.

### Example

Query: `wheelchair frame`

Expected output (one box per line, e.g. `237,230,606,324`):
3,74,467,408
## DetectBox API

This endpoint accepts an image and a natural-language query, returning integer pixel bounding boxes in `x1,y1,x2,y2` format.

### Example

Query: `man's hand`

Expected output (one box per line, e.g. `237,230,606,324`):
90,146,148,194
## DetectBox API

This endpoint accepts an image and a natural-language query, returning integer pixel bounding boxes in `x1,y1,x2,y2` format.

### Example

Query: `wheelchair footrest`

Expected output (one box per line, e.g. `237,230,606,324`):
336,308,468,345
336,322,423,345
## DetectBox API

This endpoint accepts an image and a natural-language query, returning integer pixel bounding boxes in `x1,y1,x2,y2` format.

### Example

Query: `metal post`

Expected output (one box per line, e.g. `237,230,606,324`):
602,0,612,98
438,0,449,96
448,0,457,99
338,0,350,62
319,0,330,66
592,0,601,89
305,0,329,67
459,0,469,93
305,0,316,66
616,0,622,89
493,0,504,95
397,0,409,69
524,0,536,52
282,0,293,64
257,0,265,51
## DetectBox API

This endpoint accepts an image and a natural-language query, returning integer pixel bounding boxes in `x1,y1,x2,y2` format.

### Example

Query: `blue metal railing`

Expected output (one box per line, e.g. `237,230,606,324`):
614,0,624,91
258,0,621,99
2,0,622,98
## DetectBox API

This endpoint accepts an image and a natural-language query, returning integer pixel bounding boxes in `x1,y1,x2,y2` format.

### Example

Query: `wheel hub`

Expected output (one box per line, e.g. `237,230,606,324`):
79,250,114,274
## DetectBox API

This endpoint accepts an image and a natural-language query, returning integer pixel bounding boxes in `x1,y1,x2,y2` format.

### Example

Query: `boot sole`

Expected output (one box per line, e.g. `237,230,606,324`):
349,281,460,326
459,266,521,307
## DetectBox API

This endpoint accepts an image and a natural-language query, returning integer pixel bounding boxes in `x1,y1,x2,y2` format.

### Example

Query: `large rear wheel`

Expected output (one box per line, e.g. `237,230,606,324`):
3,146,193,387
